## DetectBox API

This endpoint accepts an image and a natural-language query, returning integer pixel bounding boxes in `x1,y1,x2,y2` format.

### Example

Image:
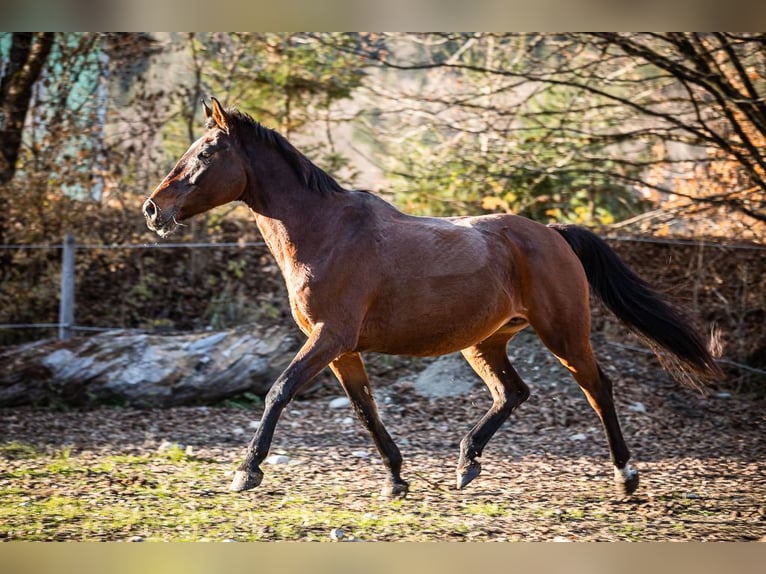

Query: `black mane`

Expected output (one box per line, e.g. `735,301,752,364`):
225,108,346,196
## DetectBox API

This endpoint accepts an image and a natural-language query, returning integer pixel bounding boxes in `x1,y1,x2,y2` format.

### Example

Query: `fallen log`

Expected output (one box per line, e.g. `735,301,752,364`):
0,325,300,407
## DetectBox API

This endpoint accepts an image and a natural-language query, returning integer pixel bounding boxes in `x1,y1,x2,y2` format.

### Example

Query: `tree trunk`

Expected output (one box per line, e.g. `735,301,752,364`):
0,32,54,185
0,32,54,276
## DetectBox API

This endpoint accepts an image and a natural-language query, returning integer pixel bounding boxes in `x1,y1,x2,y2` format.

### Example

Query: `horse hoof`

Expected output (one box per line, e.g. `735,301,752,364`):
614,465,639,496
456,461,482,490
230,468,263,492
381,480,409,499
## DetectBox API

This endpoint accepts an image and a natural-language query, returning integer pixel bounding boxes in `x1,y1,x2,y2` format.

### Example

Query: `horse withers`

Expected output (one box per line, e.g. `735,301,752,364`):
144,97,722,498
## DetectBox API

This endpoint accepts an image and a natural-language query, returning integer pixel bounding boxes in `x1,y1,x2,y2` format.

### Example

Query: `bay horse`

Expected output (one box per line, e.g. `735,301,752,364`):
144,98,722,498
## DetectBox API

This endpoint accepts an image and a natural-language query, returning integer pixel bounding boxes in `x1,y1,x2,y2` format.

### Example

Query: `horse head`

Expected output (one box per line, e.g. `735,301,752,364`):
143,97,248,237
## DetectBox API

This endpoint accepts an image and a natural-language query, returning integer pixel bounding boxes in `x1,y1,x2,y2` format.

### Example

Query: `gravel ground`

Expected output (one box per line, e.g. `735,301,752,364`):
1,332,764,541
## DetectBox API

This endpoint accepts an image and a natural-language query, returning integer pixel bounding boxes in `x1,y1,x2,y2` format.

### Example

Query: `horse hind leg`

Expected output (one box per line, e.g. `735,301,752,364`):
535,325,639,496
579,363,639,496
456,335,530,490
329,353,409,498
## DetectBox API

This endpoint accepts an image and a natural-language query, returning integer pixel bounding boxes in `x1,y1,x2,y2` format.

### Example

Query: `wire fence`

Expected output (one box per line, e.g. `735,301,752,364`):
0,241,266,250
0,235,267,339
1,233,764,341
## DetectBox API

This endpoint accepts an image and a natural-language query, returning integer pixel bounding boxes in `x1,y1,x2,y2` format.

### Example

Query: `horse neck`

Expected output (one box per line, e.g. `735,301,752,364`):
240,142,341,266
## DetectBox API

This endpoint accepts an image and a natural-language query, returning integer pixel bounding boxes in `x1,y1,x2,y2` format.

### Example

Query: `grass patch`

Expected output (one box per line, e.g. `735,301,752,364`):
0,441,42,460
464,502,506,518
1,442,756,542
0,448,473,541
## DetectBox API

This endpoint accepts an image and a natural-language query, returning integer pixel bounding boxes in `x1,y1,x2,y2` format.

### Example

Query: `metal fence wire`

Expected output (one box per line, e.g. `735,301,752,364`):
0,234,763,340
0,235,266,339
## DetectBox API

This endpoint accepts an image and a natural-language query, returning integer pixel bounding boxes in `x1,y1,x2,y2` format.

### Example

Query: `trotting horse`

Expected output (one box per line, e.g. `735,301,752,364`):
144,98,722,497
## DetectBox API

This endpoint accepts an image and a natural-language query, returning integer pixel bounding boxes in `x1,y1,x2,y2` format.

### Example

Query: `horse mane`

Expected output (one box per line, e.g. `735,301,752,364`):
223,108,347,196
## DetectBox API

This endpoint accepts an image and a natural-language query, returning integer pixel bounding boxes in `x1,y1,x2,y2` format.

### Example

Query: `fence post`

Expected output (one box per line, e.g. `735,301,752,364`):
58,234,75,340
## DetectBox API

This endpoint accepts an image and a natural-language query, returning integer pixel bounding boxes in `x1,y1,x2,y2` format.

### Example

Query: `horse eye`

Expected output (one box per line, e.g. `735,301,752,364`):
198,150,211,160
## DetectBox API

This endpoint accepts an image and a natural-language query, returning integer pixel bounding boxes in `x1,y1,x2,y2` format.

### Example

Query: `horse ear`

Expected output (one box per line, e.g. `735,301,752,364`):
202,98,212,122
210,97,230,132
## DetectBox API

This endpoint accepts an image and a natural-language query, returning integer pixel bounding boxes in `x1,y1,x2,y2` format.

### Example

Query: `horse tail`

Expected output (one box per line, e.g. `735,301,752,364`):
549,224,723,386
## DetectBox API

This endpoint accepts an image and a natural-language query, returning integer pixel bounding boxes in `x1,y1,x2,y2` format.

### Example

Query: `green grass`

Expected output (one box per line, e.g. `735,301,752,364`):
1,440,756,541
0,441,482,541
0,441,42,459
464,502,506,517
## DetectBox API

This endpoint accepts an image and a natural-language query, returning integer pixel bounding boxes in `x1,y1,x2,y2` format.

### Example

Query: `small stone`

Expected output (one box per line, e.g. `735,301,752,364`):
341,417,354,425
248,420,261,430
329,397,351,409
715,392,731,399
157,440,178,451
569,433,587,441
232,427,245,435
351,450,370,458
184,445,194,456
628,402,646,413
330,528,345,541
265,454,290,465
684,492,700,499
127,536,144,542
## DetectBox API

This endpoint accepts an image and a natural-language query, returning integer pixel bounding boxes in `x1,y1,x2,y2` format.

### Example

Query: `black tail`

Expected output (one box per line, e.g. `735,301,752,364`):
550,224,722,385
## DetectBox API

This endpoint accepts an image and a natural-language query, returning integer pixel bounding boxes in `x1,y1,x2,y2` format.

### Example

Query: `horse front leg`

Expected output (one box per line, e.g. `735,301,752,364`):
329,353,409,498
230,326,344,492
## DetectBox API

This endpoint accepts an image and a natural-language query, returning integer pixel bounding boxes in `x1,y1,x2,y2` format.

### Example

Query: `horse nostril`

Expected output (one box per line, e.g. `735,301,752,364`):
143,199,157,220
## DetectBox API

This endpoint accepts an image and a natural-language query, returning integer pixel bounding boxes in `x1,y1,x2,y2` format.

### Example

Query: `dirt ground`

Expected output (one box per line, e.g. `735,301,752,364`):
1,332,764,541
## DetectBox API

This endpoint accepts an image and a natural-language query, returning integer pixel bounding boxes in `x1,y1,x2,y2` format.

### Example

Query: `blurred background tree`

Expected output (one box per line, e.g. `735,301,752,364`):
4,32,763,243
345,33,650,222
340,32,765,239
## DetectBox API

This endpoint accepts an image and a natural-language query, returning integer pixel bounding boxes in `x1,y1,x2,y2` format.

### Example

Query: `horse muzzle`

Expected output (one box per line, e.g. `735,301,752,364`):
143,198,178,238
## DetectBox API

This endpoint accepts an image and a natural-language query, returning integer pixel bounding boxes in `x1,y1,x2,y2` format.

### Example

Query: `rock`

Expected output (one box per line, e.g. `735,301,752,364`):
329,396,351,409
265,454,290,465
157,440,179,452
0,324,300,407
628,402,647,413
569,433,587,441
410,353,481,399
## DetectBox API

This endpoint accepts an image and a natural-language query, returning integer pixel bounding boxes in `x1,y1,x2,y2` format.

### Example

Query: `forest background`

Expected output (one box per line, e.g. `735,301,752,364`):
1,32,764,386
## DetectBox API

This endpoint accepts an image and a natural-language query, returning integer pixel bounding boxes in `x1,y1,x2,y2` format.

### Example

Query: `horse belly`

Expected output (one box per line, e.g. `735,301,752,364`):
359,274,516,356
